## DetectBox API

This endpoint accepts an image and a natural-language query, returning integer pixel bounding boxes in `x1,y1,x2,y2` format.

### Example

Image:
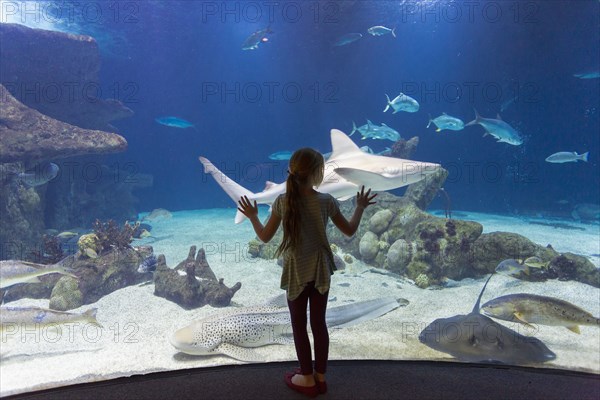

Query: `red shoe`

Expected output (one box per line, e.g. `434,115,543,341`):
284,372,319,398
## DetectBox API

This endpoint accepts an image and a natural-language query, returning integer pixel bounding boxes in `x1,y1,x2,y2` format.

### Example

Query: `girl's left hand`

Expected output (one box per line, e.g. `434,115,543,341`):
238,196,259,219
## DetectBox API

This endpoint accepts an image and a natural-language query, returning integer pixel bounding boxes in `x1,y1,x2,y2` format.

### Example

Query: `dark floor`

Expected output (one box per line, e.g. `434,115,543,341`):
7,360,600,400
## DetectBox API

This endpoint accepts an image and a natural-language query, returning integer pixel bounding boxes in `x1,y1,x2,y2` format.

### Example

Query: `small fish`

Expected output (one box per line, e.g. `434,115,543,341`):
367,26,396,37
351,120,401,141
138,229,152,238
495,259,530,277
0,260,77,289
155,116,195,129
466,109,523,146
242,27,272,50
333,33,363,47
383,93,419,113
545,151,589,163
138,254,157,274
83,248,98,259
427,113,465,132
56,231,78,240
573,71,600,79
481,293,600,334
268,151,293,161
0,306,102,330
522,256,548,269
15,162,59,188
142,208,173,221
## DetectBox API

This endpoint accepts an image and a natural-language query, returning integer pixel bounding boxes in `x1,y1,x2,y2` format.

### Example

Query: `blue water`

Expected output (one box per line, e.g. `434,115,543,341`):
6,0,600,213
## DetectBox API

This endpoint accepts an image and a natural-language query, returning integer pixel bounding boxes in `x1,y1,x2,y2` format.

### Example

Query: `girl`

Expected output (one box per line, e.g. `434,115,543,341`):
238,147,376,397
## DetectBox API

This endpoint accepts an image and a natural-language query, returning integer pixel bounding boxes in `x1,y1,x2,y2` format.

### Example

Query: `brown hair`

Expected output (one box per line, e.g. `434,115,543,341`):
275,148,325,257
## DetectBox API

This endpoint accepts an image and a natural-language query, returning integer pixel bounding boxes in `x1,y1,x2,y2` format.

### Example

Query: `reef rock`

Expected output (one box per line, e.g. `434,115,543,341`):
391,136,420,159
154,246,241,309
49,246,153,311
0,23,133,132
0,84,127,163
369,209,394,234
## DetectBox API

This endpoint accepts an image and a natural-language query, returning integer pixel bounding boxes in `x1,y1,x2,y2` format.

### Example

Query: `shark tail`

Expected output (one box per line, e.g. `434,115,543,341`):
580,152,589,162
391,27,397,38
326,297,400,328
465,108,481,127
83,308,104,328
383,94,391,112
199,157,255,223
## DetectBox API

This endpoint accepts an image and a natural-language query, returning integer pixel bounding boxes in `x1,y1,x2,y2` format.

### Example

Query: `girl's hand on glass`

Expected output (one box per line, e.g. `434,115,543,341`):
238,196,259,219
356,186,377,210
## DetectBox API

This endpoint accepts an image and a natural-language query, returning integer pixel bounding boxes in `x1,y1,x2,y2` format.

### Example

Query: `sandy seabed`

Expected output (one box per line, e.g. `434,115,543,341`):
1,208,599,396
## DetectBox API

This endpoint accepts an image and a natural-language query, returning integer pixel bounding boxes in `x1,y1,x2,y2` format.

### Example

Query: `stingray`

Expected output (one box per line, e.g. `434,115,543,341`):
418,275,556,365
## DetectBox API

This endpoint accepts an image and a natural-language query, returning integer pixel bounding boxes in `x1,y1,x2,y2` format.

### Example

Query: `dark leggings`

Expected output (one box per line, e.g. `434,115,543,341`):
287,281,329,375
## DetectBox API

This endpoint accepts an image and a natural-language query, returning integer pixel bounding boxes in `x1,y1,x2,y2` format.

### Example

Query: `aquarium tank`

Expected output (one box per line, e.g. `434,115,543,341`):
0,0,598,396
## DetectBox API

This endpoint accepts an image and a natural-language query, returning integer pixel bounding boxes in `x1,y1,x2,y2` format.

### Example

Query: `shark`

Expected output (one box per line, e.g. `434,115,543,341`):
170,295,406,361
418,275,556,365
199,129,441,223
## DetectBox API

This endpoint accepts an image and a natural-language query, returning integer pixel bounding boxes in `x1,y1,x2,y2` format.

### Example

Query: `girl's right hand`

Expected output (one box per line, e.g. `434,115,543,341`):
356,186,377,209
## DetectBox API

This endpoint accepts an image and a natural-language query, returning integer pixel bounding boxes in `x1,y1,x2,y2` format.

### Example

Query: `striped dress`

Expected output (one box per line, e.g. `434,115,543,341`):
272,192,340,300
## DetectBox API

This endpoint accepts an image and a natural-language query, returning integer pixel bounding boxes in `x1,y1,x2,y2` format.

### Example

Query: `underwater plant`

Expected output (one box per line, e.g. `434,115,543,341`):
91,219,137,252
29,234,65,264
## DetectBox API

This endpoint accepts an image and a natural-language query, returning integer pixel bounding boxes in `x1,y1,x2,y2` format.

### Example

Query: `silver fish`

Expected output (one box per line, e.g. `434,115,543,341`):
383,93,419,113
242,27,272,50
351,120,401,141
333,33,363,46
545,151,589,163
481,293,600,334
16,162,59,188
427,113,465,132
0,260,77,289
573,71,600,79
367,26,396,37
466,109,523,145
0,306,102,330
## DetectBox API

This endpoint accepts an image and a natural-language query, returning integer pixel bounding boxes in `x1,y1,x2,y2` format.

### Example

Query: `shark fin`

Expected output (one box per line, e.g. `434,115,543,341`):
263,181,276,191
567,325,581,334
337,194,355,201
326,297,400,328
216,343,264,362
427,114,432,128
466,108,481,127
328,129,364,162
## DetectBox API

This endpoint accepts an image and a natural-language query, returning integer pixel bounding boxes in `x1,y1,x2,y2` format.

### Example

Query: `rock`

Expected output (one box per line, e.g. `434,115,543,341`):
404,167,449,210
0,23,133,133
369,210,394,234
386,239,413,273
154,246,241,309
471,232,556,274
0,84,127,163
415,273,430,289
547,253,599,288
391,136,419,159
359,231,379,261
48,246,152,311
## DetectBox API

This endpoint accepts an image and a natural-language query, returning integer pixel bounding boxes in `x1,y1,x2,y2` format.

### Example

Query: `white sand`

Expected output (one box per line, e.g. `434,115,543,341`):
1,208,599,396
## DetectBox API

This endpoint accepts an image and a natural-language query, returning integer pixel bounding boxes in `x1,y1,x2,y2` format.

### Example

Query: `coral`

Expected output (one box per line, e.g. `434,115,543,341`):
445,220,457,236
49,276,84,311
29,234,64,264
415,273,430,289
407,260,430,280
92,219,137,252
154,245,241,309
77,233,100,258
